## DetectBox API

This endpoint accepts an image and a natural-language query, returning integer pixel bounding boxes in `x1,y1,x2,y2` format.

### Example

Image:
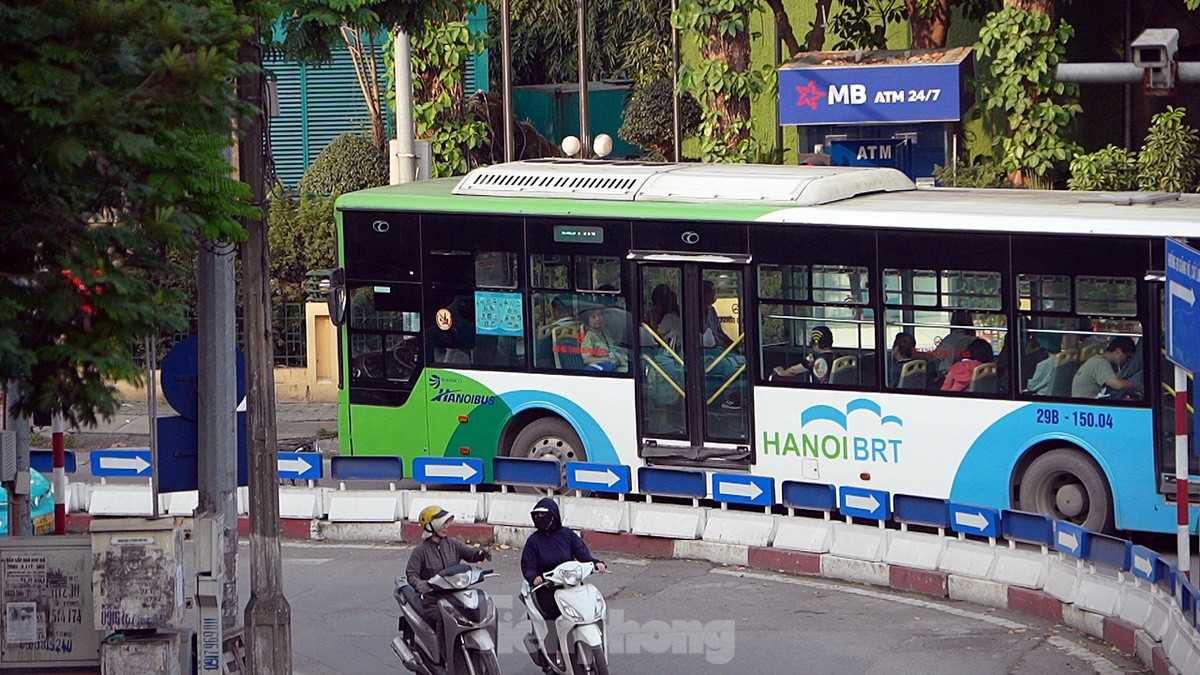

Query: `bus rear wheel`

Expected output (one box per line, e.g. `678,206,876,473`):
510,417,586,489
1018,448,1114,533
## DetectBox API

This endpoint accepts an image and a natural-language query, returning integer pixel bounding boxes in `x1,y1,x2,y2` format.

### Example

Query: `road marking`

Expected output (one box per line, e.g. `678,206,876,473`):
712,569,1125,675
284,558,332,565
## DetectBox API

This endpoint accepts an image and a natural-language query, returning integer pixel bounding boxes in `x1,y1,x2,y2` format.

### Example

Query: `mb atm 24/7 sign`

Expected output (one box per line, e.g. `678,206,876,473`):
779,59,969,126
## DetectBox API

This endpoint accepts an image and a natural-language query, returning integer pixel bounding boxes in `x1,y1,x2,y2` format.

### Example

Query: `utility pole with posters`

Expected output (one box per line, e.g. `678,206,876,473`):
236,9,293,672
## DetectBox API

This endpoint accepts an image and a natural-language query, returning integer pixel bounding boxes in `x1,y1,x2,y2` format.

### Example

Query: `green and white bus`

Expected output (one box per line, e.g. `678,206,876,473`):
330,159,1199,534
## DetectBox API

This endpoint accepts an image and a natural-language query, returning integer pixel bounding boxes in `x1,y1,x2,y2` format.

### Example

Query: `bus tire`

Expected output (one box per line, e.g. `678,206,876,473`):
509,417,586,489
1017,448,1114,533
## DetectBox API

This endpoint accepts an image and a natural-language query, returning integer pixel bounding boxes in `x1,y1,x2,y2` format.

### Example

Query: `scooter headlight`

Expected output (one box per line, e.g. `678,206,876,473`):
560,603,585,622
560,570,581,587
594,595,606,619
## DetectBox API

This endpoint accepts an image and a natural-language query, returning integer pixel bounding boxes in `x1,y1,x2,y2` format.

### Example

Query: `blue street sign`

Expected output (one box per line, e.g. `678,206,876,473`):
893,495,951,529
492,456,561,487
277,452,323,481
1130,546,1160,583
1053,521,1091,558
413,457,484,485
637,467,707,498
329,456,403,481
30,450,77,474
839,486,890,521
1166,238,1200,374
781,481,836,512
155,414,249,493
711,473,774,507
949,503,1000,538
566,462,631,494
159,335,246,422
90,448,153,477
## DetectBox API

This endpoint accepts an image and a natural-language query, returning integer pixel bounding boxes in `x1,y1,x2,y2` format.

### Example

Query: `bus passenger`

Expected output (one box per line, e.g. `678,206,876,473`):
646,284,682,349
581,307,628,372
773,326,835,383
1024,334,1063,395
935,310,976,377
887,332,917,387
1071,336,1142,399
941,338,993,392
701,280,733,349
538,295,575,338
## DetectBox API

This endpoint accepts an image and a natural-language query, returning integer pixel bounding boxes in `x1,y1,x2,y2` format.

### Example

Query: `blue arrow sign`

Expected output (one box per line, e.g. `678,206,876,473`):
711,473,774,507
1053,521,1091,558
1166,238,1200,374
839,486,889,521
566,462,631,493
1130,546,1160,583
949,504,1000,538
90,448,152,477
277,452,322,481
413,457,484,485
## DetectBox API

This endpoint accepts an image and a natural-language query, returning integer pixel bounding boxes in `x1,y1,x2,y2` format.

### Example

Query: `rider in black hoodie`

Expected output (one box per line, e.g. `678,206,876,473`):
521,497,606,621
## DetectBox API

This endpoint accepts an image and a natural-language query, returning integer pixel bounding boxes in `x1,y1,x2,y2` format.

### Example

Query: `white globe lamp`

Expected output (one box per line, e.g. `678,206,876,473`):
593,134,614,159
561,135,582,158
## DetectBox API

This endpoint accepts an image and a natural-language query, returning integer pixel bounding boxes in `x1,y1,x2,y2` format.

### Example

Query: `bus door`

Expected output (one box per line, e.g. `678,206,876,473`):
635,261,752,465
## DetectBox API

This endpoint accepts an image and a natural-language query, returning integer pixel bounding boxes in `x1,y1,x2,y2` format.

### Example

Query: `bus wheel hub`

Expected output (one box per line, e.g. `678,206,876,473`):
1055,484,1086,518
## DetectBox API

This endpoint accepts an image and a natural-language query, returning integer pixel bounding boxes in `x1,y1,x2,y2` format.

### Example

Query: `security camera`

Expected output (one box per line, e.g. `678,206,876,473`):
1131,29,1178,69
1132,28,1179,91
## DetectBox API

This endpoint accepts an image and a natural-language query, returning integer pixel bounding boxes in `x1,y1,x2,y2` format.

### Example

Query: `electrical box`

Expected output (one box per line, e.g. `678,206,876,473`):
0,431,15,482
90,518,187,631
512,81,639,158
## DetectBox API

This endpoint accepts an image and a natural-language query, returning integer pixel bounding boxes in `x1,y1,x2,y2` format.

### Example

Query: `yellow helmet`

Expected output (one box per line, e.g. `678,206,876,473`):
418,506,453,535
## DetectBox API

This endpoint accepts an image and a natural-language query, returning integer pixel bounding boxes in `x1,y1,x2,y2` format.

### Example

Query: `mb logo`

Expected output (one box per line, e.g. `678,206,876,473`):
829,84,867,105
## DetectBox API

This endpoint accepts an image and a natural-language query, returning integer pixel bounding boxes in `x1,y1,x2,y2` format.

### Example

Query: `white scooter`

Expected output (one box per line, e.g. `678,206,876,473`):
393,564,500,675
520,560,609,675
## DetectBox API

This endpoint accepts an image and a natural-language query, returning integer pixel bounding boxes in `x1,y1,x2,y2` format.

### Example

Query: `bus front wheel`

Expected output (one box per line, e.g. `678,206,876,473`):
1017,448,1114,533
509,417,586,488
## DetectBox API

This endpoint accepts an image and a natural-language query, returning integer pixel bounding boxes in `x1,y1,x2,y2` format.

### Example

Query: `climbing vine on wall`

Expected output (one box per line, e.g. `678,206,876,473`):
673,0,774,163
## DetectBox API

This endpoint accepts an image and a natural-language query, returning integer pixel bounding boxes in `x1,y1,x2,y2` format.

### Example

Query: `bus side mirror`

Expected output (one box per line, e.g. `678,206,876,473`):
328,267,347,327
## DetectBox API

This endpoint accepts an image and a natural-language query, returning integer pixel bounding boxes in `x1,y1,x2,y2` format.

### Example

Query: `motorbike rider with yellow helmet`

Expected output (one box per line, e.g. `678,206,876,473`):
405,505,491,648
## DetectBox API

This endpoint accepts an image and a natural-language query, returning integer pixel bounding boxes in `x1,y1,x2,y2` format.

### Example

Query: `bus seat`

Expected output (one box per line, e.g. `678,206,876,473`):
1051,350,1081,397
897,359,927,390
969,362,998,393
551,325,585,370
829,355,858,385
1080,342,1104,363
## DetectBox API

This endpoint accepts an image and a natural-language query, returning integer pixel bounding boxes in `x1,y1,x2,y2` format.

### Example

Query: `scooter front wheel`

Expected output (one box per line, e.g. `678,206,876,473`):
467,649,501,675
569,644,609,675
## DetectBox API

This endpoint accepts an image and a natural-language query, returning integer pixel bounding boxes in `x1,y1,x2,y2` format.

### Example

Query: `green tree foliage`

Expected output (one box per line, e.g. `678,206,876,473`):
619,80,701,160
829,0,908,50
974,6,1080,188
933,158,1007,187
408,15,491,177
298,134,390,196
486,0,669,86
1136,106,1199,193
674,0,773,163
272,0,457,150
0,0,257,425
1067,145,1137,192
268,195,337,304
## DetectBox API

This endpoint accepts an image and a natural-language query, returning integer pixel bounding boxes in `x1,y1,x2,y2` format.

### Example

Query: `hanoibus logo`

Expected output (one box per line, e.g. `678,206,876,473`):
762,398,904,464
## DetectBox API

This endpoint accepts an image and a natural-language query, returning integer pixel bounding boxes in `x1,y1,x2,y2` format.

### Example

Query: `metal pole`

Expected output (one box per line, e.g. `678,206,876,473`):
394,32,416,184
4,380,30,536
197,239,239,635
146,337,159,518
1176,365,1191,580
501,0,515,162
51,413,65,535
238,13,292,673
577,0,590,158
774,15,783,159
671,0,681,162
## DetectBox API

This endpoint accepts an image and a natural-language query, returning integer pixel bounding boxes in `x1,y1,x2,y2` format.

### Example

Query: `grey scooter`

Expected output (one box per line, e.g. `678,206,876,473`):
393,563,500,675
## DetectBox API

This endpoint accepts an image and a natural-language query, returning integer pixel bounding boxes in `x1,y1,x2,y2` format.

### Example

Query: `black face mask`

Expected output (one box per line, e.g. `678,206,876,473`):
532,511,555,532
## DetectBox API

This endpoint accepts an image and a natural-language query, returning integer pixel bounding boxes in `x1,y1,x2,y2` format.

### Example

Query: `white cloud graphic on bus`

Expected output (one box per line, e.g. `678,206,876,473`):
799,399,903,430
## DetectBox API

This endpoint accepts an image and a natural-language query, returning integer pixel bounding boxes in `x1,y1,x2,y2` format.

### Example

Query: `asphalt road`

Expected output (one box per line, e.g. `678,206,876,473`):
238,541,1146,675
